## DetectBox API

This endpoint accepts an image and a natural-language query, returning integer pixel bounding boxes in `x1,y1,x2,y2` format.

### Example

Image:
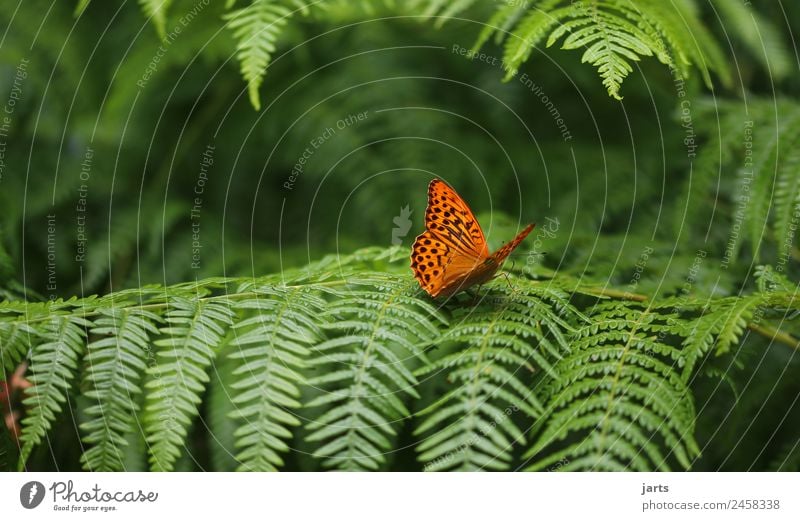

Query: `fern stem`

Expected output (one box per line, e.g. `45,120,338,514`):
7,280,350,326
581,287,648,302
343,288,395,470
592,305,651,469
748,323,800,351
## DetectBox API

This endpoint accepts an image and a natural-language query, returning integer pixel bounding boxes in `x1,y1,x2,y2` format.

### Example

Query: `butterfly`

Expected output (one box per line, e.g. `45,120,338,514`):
411,178,535,298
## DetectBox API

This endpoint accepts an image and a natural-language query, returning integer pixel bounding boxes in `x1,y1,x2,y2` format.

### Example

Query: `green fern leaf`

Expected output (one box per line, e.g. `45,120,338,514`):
634,0,730,89
410,0,481,27
745,114,795,261
139,0,173,39
207,343,239,472
525,303,699,471
305,275,444,470
755,265,797,294
472,2,529,52
467,0,728,100
772,113,800,261
500,0,565,79
713,0,792,80
0,319,35,372
80,308,161,471
75,0,92,16
229,286,324,471
224,0,293,110
681,294,766,380
18,315,90,469
545,3,672,100
416,281,579,471
144,297,235,471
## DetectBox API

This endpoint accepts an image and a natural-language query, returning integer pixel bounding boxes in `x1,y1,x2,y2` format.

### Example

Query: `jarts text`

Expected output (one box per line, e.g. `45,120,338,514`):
642,483,669,495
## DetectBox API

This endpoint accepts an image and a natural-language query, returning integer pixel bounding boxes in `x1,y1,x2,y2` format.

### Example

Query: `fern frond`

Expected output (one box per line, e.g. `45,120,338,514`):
2,244,795,471
305,275,445,470
75,0,92,16
690,98,800,261
681,293,772,381
18,314,90,469
415,280,579,471
713,0,792,80
472,2,530,52
525,302,699,471
144,297,235,471
224,0,293,110
633,0,730,88
229,286,324,471
772,122,800,261
409,0,482,27
675,103,745,240
0,320,35,373
80,308,161,471
207,343,239,472
745,112,800,260
543,2,672,99
139,0,173,39
469,0,728,100
755,265,798,294
499,0,565,80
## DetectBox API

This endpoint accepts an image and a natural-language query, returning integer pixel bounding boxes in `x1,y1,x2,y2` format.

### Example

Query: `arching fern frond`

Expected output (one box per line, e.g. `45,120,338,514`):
525,302,700,471
144,297,236,471
217,0,731,108
415,280,580,471
228,285,325,471
18,314,90,469
689,98,800,261
80,308,161,471
469,0,729,100
305,275,445,470
0,320,35,373
2,247,797,471
680,295,765,380
139,0,173,39
712,0,792,81
409,0,483,27
224,0,294,110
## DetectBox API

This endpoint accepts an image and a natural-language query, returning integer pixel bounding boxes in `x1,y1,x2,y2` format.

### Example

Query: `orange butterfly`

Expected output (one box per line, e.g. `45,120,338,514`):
411,178,535,298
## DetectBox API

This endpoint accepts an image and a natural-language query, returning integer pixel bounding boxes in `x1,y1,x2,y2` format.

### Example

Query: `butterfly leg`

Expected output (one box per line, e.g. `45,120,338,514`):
465,286,484,305
499,271,514,290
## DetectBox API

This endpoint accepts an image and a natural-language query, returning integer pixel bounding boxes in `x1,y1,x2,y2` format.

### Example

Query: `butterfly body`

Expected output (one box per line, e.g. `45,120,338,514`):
411,179,535,298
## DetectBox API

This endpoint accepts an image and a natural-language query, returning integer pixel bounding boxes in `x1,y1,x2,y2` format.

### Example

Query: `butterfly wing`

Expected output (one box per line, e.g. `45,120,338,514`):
411,179,491,297
411,231,482,297
411,179,535,298
489,223,535,265
414,229,511,297
424,179,489,259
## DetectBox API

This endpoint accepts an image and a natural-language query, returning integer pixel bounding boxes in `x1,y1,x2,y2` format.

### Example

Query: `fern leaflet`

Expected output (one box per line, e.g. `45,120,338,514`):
525,302,699,471
305,275,444,470
80,308,160,471
144,297,235,471
18,314,89,469
228,285,324,471
415,281,579,471
224,0,293,110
